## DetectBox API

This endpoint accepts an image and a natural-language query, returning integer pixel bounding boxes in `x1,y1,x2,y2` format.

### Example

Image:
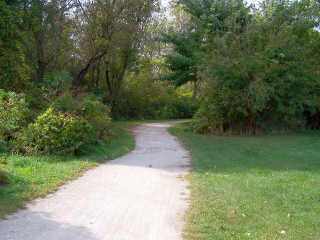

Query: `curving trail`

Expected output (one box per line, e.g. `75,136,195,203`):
0,121,190,240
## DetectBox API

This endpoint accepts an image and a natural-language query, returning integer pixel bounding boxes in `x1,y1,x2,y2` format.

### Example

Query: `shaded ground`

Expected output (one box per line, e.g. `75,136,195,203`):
0,121,190,240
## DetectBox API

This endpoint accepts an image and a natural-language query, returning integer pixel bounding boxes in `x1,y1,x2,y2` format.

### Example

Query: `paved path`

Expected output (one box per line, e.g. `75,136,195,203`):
0,122,190,240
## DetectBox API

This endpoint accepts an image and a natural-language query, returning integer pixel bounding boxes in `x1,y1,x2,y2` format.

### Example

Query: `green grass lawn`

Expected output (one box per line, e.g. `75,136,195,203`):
0,122,135,218
170,123,320,240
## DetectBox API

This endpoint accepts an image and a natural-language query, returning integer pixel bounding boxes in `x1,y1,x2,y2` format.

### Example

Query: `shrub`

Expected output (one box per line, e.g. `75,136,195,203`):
0,89,29,142
54,93,112,141
16,107,93,154
52,90,79,113
165,95,199,119
193,11,319,135
78,96,112,141
15,92,112,155
43,70,73,101
113,78,199,120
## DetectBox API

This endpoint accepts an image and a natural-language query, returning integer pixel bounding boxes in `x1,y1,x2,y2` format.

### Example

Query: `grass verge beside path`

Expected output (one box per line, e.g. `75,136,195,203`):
170,123,320,240
0,122,136,218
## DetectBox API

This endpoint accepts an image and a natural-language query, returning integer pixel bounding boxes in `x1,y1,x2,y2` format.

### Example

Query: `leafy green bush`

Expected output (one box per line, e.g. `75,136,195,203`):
16,107,93,154
113,78,199,120
166,96,199,119
43,70,73,101
53,90,79,113
192,0,320,135
78,96,112,141
14,92,112,155
0,89,29,142
54,93,112,141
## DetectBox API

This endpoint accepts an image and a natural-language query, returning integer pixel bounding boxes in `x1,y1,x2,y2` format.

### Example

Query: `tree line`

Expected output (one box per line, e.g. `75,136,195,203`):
1,0,160,110
1,0,320,155
0,0,198,155
162,0,320,134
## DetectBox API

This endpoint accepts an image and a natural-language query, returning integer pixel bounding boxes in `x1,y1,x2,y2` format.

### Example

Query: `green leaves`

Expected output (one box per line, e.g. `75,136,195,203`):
0,90,29,142
161,31,200,88
0,89,113,155
17,107,93,155
167,0,320,134
0,1,29,91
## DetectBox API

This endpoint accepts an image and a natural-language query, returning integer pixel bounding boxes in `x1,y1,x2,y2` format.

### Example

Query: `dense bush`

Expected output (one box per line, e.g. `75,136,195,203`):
113,78,199,120
195,25,319,134
0,90,29,142
16,107,93,154
154,95,199,119
14,92,112,155
76,95,111,141
54,93,112,141
176,0,320,134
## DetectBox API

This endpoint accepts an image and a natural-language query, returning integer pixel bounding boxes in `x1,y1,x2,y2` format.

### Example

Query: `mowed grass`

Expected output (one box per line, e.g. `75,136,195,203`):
170,123,320,240
0,122,135,218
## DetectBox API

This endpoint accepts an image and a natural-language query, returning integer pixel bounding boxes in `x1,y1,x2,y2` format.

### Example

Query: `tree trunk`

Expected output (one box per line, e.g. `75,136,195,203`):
104,52,130,114
34,31,47,83
95,60,101,88
73,51,107,88
192,81,198,98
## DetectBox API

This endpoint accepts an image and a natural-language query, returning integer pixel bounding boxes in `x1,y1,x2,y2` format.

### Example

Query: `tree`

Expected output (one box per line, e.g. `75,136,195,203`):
23,0,75,83
0,0,29,91
198,0,320,133
73,0,158,113
165,0,320,133
161,30,201,96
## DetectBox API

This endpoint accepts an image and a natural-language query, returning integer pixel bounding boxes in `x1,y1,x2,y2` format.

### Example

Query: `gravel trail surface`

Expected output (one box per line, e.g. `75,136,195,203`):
0,122,190,240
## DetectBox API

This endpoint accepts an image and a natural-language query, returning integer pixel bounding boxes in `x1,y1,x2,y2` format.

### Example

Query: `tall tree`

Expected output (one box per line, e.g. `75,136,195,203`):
0,0,29,91
164,0,320,133
73,0,158,112
23,0,75,83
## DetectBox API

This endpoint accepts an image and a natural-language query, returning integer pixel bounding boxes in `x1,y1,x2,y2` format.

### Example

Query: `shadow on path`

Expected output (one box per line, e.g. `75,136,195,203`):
1,209,97,240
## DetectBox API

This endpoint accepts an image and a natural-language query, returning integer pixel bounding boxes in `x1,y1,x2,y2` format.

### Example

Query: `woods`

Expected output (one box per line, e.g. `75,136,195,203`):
0,0,194,155
1,0,320,237
1,0,320,151
163,0,320,134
